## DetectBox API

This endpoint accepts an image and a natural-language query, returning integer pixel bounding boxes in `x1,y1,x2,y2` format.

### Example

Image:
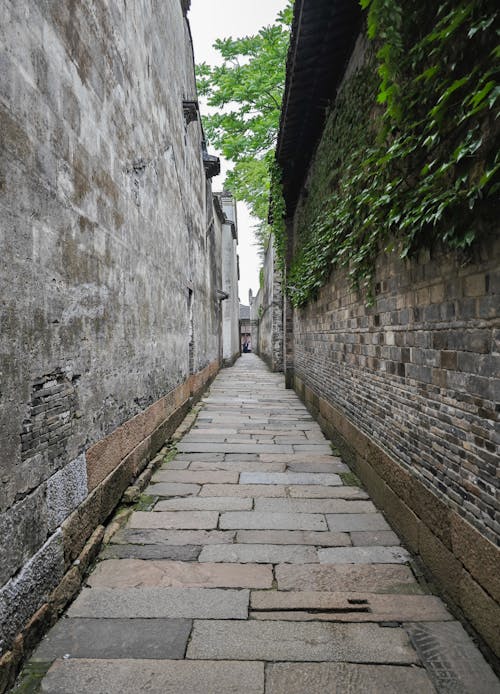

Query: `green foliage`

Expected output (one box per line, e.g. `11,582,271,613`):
281,0,499,307
197,4,293,249
270,160,287,273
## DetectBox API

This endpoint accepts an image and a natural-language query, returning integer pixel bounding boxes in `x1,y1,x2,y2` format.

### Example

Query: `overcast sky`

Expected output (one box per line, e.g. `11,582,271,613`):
189,0,288,305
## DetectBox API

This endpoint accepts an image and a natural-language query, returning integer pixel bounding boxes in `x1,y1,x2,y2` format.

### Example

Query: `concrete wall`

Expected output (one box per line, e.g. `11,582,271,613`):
0,0,223,668
284,36,500,663
253,240,283,371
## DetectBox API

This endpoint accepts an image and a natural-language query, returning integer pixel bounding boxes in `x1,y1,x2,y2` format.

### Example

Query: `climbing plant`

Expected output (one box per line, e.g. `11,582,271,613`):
275,0,499,307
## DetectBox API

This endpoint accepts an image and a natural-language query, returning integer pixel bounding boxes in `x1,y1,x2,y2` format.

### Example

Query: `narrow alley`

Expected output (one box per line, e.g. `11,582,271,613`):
26,355,498,693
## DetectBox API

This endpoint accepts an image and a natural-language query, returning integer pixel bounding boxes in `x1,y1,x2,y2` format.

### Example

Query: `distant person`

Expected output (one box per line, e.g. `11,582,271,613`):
242,336,251,353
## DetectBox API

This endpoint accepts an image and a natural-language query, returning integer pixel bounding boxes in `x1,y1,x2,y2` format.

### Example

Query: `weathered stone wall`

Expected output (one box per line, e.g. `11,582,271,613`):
254,240,283,371
0,0,222,663
218,193,240,365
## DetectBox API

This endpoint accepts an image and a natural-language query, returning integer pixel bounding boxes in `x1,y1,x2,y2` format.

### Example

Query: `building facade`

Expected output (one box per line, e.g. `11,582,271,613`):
249,240,283,372
215,192,240,365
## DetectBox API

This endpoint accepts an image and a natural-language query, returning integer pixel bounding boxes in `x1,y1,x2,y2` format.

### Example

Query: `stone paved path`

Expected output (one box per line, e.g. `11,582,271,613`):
29,355,499,692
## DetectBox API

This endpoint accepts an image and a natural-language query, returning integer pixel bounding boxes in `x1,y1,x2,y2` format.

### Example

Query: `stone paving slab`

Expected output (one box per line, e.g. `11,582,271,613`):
405,621,500,693
143,482,201,497
250,591,452,622
265,662,435,694
165,460,191,469
288,485,369,499
198,544,319,564
186,620,419,663
87,559,273,589
200,484,287,497
189,428,237,434
286,461,349,473
128,511,218,529
68,587,250,619
254,498,376,514
276,563,421,593
318,546,411,564
34,618,191,660
154,497,252,512
236,530,351,546
110,529,236,545
40,659,265,694
350,530,401,546
153,470,239,484
239,472,342,486
177,443,294,453
100,544,201,561
225,453,261,461
188,461,286,472
326,513,391,532
175,453,225,461
220,511,327,531
292,445,334,453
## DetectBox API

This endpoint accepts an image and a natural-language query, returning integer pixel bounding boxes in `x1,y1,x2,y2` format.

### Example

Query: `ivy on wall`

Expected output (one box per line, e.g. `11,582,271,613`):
273,0,499,307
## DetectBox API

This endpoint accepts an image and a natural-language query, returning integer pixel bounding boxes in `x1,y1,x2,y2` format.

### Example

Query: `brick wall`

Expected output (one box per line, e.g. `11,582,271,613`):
292,240,499,544
288,237,500,659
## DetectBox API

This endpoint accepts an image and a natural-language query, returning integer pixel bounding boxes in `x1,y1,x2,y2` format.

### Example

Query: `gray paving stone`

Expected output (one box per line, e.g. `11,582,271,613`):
154,497,252,512
288,485,369,499
292,445,333,453
250,592,452,622
254,498,376,514
182,434,239,442
34,618,191,660
198,544,318,564
245,429,304,435
177,443,294,453
286,461,349,473
175,453,225,461
318,546,411,564
153,470,239,484
220,512,327,531
265,663,435,694
87,559,273,589
350,530,401,546
128,511,218,529
188,461,286,472
110,529,235,545
68,587,249,619
144,483,201,497
225,453,260,461
163,460,190,469
276,564,421,593
405,621,500,693
100,544,201,561
240,472,341,486
200,484,287,497
187,620,418,663
236,530,351,546
190,428,236,434
326,513,391,532
40,659,265,694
